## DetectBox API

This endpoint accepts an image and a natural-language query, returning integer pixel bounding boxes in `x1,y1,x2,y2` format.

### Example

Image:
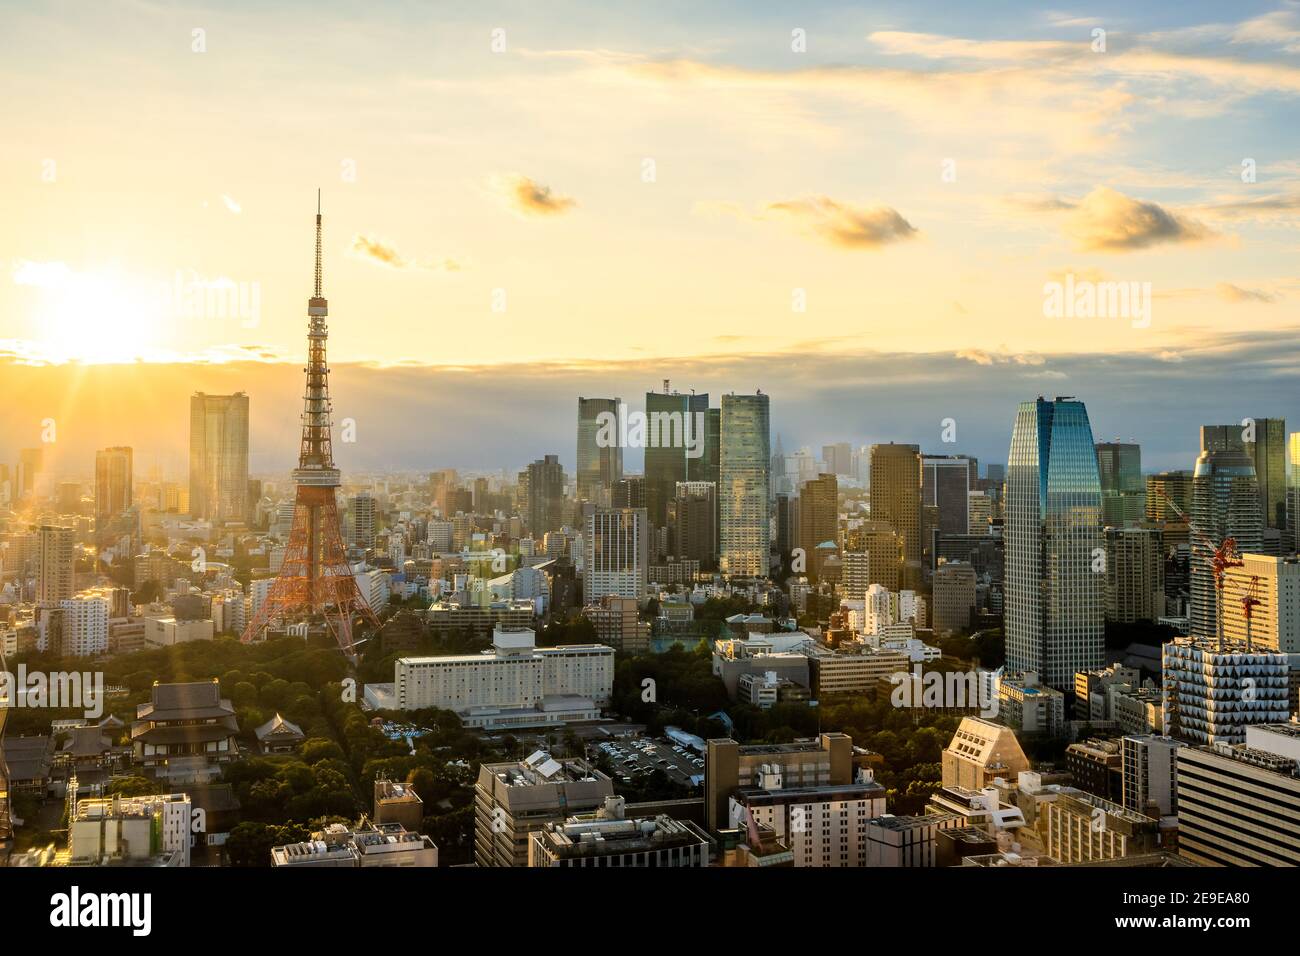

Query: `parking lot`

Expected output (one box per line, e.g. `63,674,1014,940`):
592,736,705,789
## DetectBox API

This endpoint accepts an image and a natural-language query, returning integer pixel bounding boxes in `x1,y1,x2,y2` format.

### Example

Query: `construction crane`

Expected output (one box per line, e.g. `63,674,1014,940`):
1228,573,1262,652
1160,490,1244,651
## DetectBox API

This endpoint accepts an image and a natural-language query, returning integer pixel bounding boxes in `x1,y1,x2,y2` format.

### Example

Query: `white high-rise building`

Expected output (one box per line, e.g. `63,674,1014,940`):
1005,398,1105,689
59,591,110,657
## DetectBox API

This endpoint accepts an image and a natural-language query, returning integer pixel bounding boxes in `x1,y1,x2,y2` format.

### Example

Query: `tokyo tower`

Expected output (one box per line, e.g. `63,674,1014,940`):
240,194,379,654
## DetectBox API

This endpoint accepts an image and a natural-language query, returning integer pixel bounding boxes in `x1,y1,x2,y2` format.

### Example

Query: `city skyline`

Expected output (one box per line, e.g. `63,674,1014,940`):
5,0,1300,899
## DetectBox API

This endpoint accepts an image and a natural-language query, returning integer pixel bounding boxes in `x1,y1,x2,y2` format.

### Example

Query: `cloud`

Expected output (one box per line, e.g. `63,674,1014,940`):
1064,187,1212,252
490,173,577,217
955,348,1046,367
349,236,463,272
221,195,242,214
762,196,917,249
1216,282,1279,304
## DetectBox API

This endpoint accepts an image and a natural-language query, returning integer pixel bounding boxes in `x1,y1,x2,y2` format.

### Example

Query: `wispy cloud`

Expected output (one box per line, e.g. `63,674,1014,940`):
489,173,577,217
349,235,463,272
762,197,917,249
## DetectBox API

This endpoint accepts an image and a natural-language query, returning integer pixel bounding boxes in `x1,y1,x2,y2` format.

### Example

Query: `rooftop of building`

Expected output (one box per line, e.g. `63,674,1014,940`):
483,751,605,787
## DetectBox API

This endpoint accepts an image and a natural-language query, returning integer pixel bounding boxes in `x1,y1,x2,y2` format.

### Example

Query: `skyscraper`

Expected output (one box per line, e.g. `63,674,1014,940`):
1289,432,1300,541
94,446,133,520
576,397,623,504
1095,441,1143,527
798,473,838,580
584,507,649,603
349,492,376,549
17,447,43,501
525,455,566,535
670,481,717,571
1005,397,1105,689
1189,431,1263,642
1245,417,1287,530
189,392,250,525
869,444,921,588
644,388,710,530
35,524,75,605
1145,470,1193,522
719,392,770,578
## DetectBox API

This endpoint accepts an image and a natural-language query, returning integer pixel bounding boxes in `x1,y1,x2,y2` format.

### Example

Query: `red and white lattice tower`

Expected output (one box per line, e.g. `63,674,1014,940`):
241,193,378,654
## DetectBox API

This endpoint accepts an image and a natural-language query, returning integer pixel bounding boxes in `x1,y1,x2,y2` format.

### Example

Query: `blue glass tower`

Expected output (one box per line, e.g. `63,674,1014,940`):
1005,397,1105,689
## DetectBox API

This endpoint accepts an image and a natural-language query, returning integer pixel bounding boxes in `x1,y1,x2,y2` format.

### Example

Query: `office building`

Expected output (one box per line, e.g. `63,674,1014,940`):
870,444,921,588
842,520,902,592
670,481,717,570
1121,734,1183,817
189,392,249,524
644,388,710,529
941,718,1031,790
582,594,651,655
1161,637,1290,744
922,456,972,564
272,821,437,867
865,814,965,867
1245,417,1287,530
94,446,133,522
728,763,887,867
529,796,710,867
522,455,566,536
1176,724,1300,866
1145,470,1193,522
576,397,623,504
1005,397,1105,689
932,561,977,634
583,507,649,603
996,672,1065,736
1104,526,1165,623
69,792,192,867
349,492,376,548
1190,430,1264,640
1095,441,1144,526
1044,788,1159,863
393,626,613,730
968,491,993,534
1221,554,1300,652
705,733,855,834
719,392,770,578
798,473,838,581
474,752,614,867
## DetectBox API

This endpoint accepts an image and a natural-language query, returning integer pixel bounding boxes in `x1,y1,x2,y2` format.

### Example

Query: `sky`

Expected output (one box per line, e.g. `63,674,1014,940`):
1,0,1298,475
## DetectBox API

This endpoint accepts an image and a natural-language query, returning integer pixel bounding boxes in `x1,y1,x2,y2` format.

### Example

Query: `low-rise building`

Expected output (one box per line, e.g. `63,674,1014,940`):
528,796,710,867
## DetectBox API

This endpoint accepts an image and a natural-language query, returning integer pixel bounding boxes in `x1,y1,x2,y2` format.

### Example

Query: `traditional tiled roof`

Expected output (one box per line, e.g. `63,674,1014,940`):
255,713,305,742
135,681,235,722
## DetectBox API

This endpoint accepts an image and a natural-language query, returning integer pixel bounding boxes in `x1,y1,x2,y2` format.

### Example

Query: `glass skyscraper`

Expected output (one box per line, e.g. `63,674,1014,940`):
719,392,770,578
1095,441,1143,527
1005,397,1105,689
576,396,622,505
1189,431,1262,642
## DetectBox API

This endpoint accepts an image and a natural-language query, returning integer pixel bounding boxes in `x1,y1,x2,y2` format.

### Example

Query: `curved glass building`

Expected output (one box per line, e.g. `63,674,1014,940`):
1005,397,1105,689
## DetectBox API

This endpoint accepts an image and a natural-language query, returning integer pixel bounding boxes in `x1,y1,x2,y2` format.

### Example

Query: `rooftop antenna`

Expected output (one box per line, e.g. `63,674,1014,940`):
314,188,323,298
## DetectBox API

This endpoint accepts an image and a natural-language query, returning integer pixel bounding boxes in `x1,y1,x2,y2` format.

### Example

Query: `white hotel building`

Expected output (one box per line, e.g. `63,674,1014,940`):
391,627,614,731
